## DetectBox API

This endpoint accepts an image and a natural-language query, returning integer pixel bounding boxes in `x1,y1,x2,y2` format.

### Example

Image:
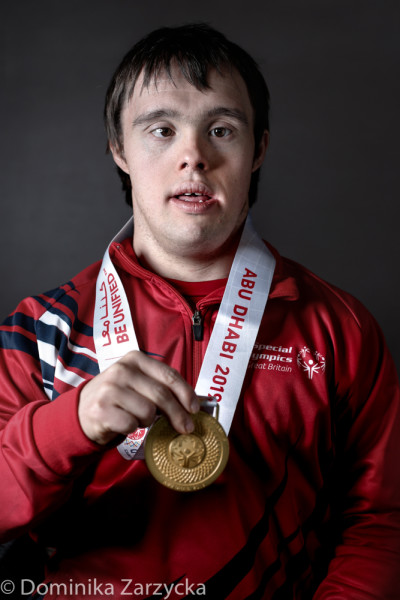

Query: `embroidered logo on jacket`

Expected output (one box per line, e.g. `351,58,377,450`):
249,343,294,373
297,347,326,379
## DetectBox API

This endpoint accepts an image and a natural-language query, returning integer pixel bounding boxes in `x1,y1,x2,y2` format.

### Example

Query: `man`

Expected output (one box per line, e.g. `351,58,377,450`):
0,24,399,599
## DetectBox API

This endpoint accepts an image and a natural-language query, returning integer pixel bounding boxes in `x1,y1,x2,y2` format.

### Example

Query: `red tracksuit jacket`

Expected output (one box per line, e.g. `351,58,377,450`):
0,237,399,599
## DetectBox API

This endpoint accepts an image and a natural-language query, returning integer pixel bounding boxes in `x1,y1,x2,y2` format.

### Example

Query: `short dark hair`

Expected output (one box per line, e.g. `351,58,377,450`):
104,23,270,207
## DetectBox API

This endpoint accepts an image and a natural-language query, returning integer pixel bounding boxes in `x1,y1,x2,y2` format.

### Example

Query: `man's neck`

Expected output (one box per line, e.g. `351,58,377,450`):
133,244,235,282
131,216,246,282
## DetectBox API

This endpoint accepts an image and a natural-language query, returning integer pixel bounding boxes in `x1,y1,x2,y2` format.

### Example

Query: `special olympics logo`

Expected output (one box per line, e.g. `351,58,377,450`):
128,428,147,441
297,347,326,380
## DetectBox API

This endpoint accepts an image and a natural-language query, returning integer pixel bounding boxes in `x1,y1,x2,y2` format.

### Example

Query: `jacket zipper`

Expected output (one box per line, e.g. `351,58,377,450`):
192,308,205,385
192,310,204,342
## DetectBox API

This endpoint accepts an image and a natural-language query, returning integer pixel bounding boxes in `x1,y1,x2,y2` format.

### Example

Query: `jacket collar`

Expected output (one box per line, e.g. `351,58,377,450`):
110,238,299,302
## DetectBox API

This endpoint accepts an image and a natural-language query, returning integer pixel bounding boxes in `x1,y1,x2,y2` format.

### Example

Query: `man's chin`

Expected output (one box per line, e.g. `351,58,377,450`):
165,225,239,261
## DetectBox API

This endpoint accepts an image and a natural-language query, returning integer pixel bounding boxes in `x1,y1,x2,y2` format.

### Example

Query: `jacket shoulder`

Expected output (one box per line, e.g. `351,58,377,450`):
270,245,374,332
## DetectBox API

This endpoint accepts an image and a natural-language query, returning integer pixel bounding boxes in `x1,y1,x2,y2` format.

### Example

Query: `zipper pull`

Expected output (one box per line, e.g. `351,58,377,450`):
192,310,203,341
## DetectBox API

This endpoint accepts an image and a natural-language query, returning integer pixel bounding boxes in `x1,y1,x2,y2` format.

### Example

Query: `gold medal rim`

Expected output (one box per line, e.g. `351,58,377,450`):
145,411,229,492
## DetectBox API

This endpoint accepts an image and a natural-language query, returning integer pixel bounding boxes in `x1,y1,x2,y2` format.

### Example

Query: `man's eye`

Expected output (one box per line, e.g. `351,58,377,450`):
210,127,231,138
151,127,173,138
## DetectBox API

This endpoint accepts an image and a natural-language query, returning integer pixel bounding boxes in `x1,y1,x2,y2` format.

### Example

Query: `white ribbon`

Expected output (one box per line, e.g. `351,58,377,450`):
93,215,275,459
94,218,138,373
194,217,275,433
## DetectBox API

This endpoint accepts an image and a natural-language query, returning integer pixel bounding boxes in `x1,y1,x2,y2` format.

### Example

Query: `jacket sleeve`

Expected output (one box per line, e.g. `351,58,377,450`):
0,297,102,542
313,300,400,599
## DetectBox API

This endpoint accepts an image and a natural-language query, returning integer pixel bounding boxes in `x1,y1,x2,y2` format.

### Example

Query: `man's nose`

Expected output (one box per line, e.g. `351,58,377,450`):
178,132,209,171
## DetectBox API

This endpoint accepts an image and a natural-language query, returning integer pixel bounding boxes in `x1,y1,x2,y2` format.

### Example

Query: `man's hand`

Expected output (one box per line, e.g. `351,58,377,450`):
78,351,200,445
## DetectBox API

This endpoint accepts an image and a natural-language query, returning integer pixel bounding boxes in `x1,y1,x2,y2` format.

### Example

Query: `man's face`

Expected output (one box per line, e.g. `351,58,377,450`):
112,65,267,273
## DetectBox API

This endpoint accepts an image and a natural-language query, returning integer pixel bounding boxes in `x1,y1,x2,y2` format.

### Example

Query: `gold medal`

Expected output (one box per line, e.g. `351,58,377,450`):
145,410,229,492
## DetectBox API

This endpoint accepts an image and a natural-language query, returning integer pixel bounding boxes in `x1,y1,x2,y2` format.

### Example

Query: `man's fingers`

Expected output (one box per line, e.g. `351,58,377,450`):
116,352,199,433
124,351,199,413
79,351,200,445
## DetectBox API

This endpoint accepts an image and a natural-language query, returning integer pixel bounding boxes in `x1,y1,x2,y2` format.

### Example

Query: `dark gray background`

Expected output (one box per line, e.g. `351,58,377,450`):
2,0,399,372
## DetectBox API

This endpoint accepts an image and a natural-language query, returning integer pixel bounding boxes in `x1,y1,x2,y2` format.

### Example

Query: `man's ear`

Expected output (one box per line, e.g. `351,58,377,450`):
252,130,269,172
110,144,129,174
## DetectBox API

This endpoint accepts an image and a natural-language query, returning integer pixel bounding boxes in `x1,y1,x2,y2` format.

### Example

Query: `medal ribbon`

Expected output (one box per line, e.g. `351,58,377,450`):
93,215,275,459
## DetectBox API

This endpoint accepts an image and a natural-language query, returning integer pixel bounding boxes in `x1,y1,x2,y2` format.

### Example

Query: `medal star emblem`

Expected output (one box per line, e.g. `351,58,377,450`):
169,435,206,468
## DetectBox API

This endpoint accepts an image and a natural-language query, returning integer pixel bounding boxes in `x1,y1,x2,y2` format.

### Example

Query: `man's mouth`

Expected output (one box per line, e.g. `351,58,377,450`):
170,184,217,213
174,192,212,203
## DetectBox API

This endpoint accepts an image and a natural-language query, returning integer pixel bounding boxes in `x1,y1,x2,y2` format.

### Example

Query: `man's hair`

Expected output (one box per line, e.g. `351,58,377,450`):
104,23,270,207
